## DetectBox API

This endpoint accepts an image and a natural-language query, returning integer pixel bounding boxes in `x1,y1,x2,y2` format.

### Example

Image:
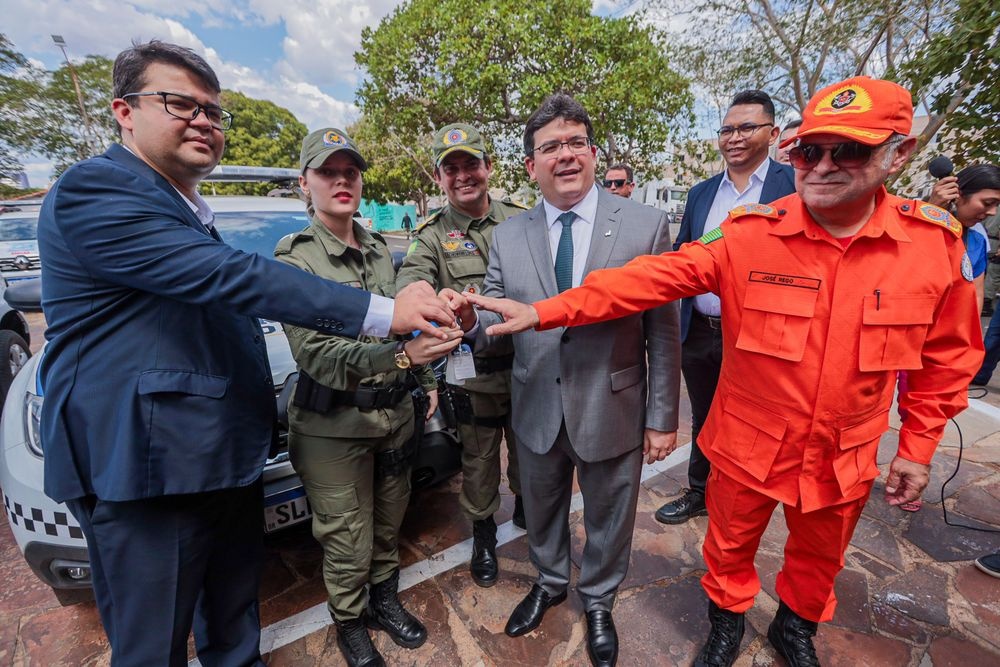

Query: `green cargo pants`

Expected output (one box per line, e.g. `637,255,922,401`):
456,389,520,521
288,420,412,621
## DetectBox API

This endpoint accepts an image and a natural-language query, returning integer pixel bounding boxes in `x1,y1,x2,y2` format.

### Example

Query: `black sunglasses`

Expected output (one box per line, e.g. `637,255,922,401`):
602,178,630,188
788,139,901,170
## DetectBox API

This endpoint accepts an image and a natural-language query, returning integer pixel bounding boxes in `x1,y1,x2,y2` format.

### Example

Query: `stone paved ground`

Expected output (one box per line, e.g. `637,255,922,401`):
2,315,999,665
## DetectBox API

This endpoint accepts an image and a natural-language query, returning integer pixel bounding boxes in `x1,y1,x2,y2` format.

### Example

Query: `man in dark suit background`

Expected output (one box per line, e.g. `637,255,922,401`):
654,90,795,526
37,40,453,666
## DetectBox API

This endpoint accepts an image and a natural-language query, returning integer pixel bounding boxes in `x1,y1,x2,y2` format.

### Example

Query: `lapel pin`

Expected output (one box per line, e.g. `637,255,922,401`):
604,230,612,237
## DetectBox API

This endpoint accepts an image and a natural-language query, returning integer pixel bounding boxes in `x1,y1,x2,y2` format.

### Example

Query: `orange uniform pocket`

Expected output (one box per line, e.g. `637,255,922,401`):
858,294,938,371
834,408,889,495
735,282,818,362
712,392,789,482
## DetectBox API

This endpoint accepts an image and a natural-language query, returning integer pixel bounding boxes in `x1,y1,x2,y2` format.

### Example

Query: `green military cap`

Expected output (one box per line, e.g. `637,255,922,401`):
432,123,487,166
300,127,368,173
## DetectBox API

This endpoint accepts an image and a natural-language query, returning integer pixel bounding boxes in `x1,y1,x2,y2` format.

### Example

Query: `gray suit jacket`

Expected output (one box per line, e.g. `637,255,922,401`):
477,188,680,462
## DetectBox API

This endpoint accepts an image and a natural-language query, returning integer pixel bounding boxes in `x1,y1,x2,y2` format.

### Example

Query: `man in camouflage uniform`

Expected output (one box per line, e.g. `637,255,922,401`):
396,123,526,588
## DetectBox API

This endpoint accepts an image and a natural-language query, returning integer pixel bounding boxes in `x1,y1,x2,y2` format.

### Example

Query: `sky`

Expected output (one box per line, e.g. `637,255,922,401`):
5,0,633,188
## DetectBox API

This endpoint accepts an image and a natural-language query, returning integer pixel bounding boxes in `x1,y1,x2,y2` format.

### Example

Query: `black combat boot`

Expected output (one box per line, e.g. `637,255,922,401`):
335,618,385,667
693,601,745,667
470,515,499,587
767,600,820,667
367,569,428,649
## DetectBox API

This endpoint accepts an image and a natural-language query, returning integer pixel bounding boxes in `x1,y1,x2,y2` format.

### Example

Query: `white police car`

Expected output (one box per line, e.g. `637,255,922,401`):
0,195,459,593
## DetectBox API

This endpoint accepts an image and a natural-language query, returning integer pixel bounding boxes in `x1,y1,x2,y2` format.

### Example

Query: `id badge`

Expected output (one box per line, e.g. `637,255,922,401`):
446,343,477,385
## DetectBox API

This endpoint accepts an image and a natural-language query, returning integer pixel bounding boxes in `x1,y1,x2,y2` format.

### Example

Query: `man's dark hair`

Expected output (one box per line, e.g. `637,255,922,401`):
729,89,776,121
523,94,594,157
957,164,1000,196
606,163,634,182
782,118,803,132
113,40,221,102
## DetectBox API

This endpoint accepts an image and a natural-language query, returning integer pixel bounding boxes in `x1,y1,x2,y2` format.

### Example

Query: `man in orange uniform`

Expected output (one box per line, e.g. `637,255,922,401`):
461,76,983,667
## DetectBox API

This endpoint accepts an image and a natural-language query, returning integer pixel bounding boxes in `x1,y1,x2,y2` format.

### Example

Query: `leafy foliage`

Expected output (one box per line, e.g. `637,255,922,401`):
355,0,693,199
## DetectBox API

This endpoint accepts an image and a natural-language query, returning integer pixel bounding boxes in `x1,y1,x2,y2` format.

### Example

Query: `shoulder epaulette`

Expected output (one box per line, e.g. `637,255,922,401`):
903,201,962,237
274,231,300,255
415,210,442,233
502,198,529,210
728,203,781,220
697,227,724,245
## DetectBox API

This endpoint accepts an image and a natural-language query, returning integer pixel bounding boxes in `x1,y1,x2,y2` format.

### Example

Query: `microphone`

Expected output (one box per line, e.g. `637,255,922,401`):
928,155,954,179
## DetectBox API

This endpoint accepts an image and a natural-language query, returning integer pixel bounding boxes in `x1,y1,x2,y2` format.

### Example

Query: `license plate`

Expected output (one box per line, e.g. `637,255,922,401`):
264,487,312,533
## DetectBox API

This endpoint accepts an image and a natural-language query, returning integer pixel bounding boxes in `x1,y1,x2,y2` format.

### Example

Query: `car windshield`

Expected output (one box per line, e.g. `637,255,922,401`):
0,215,40,242
214,210,310,257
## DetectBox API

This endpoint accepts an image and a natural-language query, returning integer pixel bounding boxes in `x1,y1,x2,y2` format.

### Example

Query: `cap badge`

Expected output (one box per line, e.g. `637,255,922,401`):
444,128,468,146
323,131,348,147
815,85,873,115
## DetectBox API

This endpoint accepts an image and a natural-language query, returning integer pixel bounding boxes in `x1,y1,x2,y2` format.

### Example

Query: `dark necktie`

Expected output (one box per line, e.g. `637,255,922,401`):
554,211,575,293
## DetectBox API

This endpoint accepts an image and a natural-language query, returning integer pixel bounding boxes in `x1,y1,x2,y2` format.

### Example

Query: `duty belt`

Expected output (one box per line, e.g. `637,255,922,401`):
293,370,416,413
473,353,514,375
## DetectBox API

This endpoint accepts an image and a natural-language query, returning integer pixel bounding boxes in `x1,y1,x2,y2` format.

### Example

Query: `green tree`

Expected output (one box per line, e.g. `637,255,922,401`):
349,115,437,214
355,0,693,197
0,34,30,179
208,91,309,196
651,0,999,186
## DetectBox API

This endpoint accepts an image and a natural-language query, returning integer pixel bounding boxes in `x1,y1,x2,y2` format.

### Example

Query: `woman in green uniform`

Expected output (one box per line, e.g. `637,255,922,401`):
275,128,462,667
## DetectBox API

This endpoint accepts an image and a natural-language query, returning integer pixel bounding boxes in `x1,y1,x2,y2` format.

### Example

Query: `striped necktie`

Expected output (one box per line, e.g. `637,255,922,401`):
554,211,575,293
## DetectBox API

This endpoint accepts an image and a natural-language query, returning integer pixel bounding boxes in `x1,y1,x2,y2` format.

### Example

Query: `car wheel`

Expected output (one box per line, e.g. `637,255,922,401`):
0,329,31,404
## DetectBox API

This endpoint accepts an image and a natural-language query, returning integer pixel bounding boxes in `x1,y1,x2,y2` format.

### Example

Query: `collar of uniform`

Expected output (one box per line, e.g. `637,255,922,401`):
310,216,380,258
769,187,910,243
442,198,502,232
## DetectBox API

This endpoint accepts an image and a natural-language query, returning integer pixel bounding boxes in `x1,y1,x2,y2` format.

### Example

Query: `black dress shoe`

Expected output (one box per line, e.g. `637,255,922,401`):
767,600,820,667
693,601,744,667
512,495,526,529
504,584,567,637
654,488,707,525
470,516,499,587
335,618,386,667
586,610,618,666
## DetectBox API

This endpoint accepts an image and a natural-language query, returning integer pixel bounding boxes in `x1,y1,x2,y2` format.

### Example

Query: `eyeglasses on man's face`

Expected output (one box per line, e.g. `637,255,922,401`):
123,91,234,131
533,136,592,158
787,138,902,170
716,122,773,140
602,178,630,188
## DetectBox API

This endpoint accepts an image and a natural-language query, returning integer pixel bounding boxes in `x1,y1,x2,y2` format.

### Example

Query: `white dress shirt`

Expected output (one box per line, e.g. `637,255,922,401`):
693,157,772,317
543,185,599,288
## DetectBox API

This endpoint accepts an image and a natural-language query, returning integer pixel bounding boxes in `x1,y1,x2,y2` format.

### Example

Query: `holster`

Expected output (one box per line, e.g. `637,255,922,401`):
292,370,416,413
447,386,505,428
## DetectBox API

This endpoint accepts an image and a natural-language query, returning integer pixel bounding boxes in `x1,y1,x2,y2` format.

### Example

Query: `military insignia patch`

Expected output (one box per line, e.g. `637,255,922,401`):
815,85,873,115
463,241,477,251
729,203,780,220
962,252,974,282
447,229,465,239
444,128,468,146
905,202,962,236
442,240,460,252
698,228,723,245
406,240,419,256
322,130,348,147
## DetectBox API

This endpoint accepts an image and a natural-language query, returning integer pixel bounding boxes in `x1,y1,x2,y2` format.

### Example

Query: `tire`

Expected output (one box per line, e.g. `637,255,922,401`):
0,329,31,406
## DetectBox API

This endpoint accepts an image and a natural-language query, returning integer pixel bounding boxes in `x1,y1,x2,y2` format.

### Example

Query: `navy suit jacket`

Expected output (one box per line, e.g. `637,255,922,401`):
38,145,373,503
674,160,796,341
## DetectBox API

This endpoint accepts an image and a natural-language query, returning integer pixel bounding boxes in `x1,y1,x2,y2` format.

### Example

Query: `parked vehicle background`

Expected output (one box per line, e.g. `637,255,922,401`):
0,195,461,595
0,201,42,284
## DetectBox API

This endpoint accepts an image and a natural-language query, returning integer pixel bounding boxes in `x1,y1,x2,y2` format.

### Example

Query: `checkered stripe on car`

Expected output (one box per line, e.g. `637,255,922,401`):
3,493,84,540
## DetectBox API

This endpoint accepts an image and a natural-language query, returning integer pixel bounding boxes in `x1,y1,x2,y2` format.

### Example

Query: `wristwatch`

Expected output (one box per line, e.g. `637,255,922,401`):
394,341,412,369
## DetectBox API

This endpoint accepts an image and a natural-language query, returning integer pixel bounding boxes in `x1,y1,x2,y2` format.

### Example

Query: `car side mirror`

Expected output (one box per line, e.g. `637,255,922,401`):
4,278,42,312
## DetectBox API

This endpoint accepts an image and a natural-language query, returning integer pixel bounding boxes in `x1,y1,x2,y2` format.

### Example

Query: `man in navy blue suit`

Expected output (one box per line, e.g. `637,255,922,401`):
654,90,795,526
37,40,455,666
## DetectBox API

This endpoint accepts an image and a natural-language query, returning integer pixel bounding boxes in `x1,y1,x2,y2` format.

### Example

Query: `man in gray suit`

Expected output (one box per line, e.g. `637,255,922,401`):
445,94,681,667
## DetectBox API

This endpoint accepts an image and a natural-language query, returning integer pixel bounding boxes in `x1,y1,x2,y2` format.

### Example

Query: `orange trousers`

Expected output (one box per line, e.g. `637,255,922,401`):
701,467,870,622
